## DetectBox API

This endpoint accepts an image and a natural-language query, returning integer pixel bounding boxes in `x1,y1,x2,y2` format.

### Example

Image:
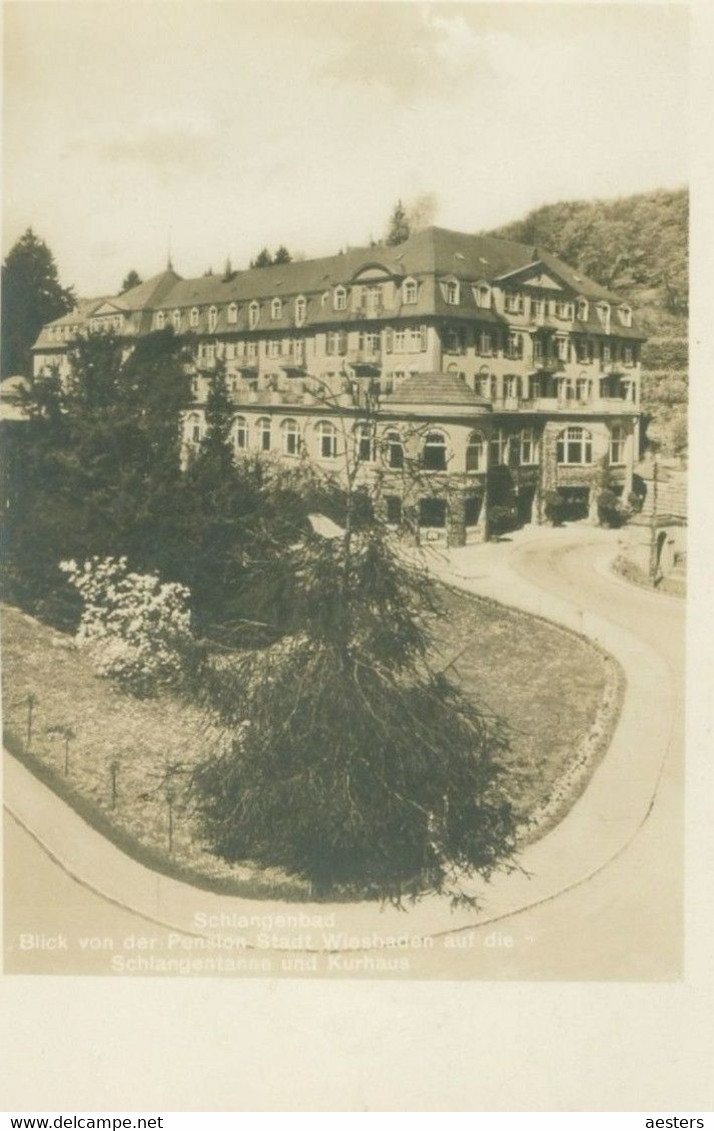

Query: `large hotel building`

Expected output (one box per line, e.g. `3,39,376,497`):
33,226,645,545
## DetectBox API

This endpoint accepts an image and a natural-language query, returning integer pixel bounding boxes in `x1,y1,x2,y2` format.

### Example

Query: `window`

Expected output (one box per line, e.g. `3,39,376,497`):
602,344,612,364
363,284,382,316
531,298,544,320
445,280,460,305
190,307,199,328
233,416,248,451
596,302,610,325
208,306,218,332
267,339,280,359
155,311,165,329
621,379,635,402
520,428,536,465
256,417,272,451
408,327,424,353
555,300,574,320
576,377,591,401
247,340,258,361
385,430,404,469
385,496,402,525
464,496,481,527
576,339,592,364
295,296,306,326
359,331,380,355
576,299,589,321
533,338,544,362
282,419,300,456
619,305,632,328
173,310,182,332
334,286,347,311
356,422,374,463
489,428,507,466
506,332,524,360
557,336,569,361
505,375,519,399
403,278,418,304
478,331,494,356
466,431,485,472
187,413,203,444
444,329,463,354
624,346,634,366
422,431,448,472
393,329,406,352
419,497,447,529
271,297,282,321
316,420,338,459
249,301,260,329
198,341,216,364
556,426,593,465
505,291,524,314
228,303,238,325
610,424,626,465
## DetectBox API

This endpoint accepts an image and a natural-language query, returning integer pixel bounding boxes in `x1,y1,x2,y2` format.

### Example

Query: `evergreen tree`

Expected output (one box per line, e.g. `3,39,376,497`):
385,200,410,246
273,246,292,264
1,229,75,377
250,248,273,269
120,270,142,293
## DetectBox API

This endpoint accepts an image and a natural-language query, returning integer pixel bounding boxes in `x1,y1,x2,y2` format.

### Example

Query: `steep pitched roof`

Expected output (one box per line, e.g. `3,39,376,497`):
387,372,488,407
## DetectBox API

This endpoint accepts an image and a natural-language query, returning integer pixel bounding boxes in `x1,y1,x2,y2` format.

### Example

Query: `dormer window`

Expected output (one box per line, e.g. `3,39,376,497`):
190,307,199,328
444,280,460,305
172,309,182,331
227,302,238,325
402,278,418,305
249,301,260,329
475,284,491,309
208,306,218,332
334,286,347,311
619,305,632,328
576,299,589,322
295,296,307,327
271,297,282,321
596,302,610,325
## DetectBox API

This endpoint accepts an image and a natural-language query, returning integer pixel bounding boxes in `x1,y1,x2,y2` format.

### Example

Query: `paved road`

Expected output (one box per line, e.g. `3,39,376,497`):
4,530,684,980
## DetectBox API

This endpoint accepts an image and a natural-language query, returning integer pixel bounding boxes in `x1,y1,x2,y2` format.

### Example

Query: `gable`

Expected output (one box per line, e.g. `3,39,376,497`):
90,300,127,317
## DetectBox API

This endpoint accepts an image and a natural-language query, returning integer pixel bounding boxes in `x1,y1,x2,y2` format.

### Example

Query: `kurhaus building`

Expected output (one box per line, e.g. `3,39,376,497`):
33,227,645,546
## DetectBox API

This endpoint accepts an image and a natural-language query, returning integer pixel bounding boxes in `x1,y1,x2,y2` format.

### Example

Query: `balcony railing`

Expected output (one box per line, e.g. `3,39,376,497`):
347,349,382,373
279,351,306,373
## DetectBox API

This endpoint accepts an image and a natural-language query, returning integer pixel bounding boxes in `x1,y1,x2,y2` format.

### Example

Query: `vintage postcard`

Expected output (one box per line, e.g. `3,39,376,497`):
0,0,692,999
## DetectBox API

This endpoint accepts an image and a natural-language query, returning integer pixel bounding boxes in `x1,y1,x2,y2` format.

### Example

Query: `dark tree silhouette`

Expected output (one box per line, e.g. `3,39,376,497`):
120,270,142,293
1,229,75,377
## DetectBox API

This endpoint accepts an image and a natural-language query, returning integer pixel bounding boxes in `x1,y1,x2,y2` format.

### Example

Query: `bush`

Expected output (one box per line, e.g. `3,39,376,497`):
60,556,193,696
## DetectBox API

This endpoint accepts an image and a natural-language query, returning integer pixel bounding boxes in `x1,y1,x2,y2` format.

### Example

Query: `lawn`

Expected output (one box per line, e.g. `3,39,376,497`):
2,592,622,897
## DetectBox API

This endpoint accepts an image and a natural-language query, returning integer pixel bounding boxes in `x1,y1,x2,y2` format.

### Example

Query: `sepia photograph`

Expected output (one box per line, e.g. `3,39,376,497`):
1,0,690,992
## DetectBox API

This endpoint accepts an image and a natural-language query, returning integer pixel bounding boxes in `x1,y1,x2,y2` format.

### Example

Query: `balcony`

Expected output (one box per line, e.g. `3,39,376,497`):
347,349,382,375
531,357,565,375
279,351,306,374
234,357,258,375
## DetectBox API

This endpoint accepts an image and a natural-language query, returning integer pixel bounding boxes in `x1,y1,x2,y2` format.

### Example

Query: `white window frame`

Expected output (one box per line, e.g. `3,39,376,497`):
271,297,282,321
609,424,626,465
256,417,272,451
190,307,199,328
249,301,260,329
519,428,537,466
334,286,347,312
557,426,593,466
228,303,238,325
466,431,486,472
316,419,338,459
233,416,248,451
403,278,418,305
295,296,307,327
576,299,589,321
208,306,218,332
173,310,182,332
282,418,300,456
422,430,448,472
619,305,632,328
445,280,460,305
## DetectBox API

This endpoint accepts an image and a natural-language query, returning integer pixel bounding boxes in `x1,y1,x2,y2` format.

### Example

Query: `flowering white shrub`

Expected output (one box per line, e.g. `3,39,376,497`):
60,557,192,695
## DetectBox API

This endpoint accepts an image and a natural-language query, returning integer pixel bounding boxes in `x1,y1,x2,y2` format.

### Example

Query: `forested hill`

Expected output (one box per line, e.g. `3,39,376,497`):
487,188,689,460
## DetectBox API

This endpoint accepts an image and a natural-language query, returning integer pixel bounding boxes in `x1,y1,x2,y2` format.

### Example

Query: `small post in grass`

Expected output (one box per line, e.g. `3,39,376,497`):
165,785,176,855
109,759,120,809
25,693,37,754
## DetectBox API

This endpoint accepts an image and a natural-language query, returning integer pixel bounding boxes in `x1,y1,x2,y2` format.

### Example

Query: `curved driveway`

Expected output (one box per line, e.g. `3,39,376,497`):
4,527,684,979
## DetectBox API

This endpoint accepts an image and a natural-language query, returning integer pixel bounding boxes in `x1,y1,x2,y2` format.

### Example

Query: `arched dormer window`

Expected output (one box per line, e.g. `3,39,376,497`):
294,296,307,327
334,285,347,311
475,283,491,309
556,426,593,466
172,309,182,332
422,430,448,472
208,306,218,332
190,307,199,328
249,301,260,329
271,297,282,321
596,301,610,325
619,304,632,328
155,311,165,330
576,298,589,322
466,431,486,472
227,302,238,325
402,278,418,305
444,279,460,305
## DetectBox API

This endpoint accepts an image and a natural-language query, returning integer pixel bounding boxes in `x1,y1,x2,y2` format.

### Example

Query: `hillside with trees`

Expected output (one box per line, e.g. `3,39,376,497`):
487,188,689,460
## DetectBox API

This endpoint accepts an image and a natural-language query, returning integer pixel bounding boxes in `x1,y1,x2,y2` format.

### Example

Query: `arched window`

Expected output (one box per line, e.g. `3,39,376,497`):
172,309,182,332
294,296,307,327
619,305,632,328
403,278,417,305
475,284,491,309
208,306,218,332
249,301,260,329
155,311,165,330
422,431,448,472
316,420,338,459
271,297,282,321
187,413,203,445
256,416,272,451
556,426,593,465
466,431,485,472
356,421,374,463
576,298,589,321
233,416,248,451
190,307,199,328
384,430,404,470
228,303,238,324
282,418,300,456
610,423,626,465
333,286,347,311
